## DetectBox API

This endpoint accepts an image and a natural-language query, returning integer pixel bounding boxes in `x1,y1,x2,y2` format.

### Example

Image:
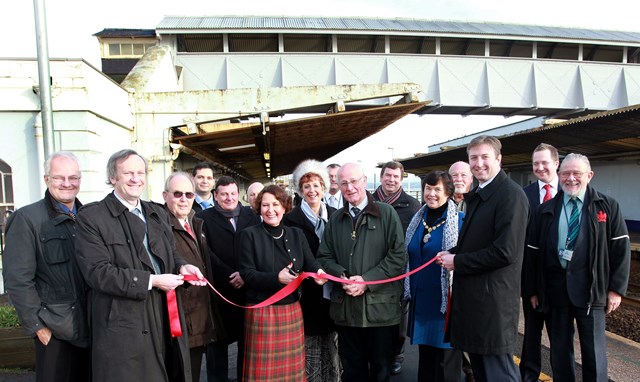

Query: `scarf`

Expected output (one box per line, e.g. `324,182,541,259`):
214,202,242,228
374,186,402,206
404,198,459,313
301,200,328,240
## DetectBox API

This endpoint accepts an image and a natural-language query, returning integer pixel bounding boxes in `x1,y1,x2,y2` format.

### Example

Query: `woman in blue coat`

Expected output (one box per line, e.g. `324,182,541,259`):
405,171,464,382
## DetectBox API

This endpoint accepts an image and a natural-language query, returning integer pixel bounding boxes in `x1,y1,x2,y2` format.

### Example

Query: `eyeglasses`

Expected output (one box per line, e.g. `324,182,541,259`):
559,171,586,179
172,191,195,199
48,175,81,185
339,175,364,189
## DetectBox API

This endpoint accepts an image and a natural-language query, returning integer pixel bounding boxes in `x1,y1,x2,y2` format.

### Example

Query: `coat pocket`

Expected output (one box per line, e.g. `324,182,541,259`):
365,292,399,324
39,302,87,342
39,234,71,264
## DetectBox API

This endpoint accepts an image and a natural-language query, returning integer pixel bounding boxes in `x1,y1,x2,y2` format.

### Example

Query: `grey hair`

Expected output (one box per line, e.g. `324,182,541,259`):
164,171,195,191
44,151,81,175
105,149,148,186
561,153,591,171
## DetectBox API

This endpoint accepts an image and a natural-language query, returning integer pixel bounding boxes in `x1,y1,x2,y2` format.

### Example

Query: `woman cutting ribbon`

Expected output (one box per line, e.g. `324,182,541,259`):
239,184,326,381
405,171,465,382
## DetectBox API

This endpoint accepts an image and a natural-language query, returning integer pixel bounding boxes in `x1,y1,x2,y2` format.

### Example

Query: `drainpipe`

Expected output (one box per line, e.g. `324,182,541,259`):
33,0,55,157
34,113,46,195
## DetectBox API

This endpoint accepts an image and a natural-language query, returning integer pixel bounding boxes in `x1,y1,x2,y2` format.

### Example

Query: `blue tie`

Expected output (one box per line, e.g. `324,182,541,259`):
566,199,580,250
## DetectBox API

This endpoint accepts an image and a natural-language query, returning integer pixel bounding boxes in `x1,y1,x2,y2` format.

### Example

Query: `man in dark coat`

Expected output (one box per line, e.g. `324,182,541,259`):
372,160,420,375
75,149,206,382
3,151,90,382
163,172,225,382
197,175,261,382
317,163,406,382
520,143,559,382
525,153,630,382
438,135,529,382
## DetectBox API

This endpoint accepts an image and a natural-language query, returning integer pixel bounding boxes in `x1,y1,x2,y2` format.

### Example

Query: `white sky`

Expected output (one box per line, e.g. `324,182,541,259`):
2,0,638,180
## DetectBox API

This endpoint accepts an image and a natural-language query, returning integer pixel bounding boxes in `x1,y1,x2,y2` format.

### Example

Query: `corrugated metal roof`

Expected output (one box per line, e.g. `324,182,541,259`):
156,16,640,43
400,104,640,174
93,29,156,38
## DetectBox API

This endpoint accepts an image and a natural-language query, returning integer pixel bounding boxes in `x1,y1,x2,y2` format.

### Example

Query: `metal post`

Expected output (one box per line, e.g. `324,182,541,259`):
33,0,55,157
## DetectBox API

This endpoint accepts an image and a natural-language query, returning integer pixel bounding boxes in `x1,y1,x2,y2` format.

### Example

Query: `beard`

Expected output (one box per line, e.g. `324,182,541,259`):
454,185,467,194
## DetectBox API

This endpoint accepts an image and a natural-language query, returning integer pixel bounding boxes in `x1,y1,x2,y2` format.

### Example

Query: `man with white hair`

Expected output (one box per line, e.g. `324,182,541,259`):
3,151,90,381
448,161,472,213
525,153,630,382
318,162,406,382
246,181,264,208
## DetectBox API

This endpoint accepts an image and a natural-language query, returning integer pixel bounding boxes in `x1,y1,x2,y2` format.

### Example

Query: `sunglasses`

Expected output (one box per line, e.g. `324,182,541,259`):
172,191,195,199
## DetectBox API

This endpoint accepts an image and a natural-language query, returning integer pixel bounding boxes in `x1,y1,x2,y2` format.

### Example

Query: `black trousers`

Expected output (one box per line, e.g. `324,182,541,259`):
34,336,90,382
519,298,547,382
392,299,410,362
547,305,607,382
206,339,244,382
337,324,397,382
418,345,464,382
468,353,519,382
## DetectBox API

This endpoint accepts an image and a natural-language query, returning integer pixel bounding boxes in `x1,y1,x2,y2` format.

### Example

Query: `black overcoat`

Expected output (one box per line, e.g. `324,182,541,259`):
197,205,261,341
449,170,529,355
75,193,191,382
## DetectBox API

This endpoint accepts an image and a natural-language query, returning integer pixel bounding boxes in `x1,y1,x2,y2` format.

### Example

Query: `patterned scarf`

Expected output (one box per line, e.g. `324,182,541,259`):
374,186,402,205
300,200,328,240
404,198,459,313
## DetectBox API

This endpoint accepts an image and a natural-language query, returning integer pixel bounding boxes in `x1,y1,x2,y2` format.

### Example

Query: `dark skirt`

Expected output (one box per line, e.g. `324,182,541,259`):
243,302,306,381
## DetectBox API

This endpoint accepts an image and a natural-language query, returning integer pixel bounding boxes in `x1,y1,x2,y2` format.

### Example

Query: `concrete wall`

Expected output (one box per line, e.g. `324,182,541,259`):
0,59,134,208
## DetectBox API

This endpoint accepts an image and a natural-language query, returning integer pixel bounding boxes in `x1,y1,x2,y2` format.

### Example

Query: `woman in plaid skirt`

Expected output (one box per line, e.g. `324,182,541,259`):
239,184,327,381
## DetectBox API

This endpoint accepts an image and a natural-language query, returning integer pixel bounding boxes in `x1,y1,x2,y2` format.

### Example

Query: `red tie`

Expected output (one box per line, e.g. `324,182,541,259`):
184,221,195,239
543,184,553,202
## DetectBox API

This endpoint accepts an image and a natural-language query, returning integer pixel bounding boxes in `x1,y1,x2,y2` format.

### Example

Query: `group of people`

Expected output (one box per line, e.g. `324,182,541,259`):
1,135,631,382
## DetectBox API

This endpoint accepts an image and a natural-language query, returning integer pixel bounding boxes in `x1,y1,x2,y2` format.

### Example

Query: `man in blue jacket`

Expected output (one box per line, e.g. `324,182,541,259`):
525,153,630,382
3,151,90,382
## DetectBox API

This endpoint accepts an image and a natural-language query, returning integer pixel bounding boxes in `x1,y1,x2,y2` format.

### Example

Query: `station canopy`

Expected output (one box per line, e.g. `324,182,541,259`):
400,104,640,174
171,100,429,180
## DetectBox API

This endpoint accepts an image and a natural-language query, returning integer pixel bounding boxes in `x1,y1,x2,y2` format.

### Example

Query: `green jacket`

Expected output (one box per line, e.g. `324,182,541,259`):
317,193,406,327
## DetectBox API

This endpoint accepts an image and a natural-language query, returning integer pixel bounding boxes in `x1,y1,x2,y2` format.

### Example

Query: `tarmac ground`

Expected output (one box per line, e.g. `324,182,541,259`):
2,305,639,381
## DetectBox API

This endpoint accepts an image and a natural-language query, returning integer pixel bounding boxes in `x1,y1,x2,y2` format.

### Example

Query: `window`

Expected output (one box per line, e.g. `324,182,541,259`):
0,159,14,254
106,42,155,57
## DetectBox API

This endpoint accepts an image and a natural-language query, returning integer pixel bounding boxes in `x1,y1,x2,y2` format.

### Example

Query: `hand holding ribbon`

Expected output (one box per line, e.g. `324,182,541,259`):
180,264,207,286
182,254,439,309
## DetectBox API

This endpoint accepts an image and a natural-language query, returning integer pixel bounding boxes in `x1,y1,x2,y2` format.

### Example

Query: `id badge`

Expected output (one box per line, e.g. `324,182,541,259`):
560,249,574,261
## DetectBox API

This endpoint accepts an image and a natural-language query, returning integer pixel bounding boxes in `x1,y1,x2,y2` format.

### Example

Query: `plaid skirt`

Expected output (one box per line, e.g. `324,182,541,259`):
243,302,306,381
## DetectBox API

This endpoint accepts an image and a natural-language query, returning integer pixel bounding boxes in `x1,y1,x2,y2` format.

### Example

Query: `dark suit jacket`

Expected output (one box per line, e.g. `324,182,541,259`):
523,181,541,211
196,205,261,340
449,170,529,355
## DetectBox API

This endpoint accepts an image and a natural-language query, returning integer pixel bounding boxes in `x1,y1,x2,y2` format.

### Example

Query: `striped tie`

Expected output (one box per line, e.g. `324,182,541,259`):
566,199,580,250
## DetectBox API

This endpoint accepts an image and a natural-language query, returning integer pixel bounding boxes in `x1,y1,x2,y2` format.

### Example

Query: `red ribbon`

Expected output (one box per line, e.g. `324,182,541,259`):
166,289,183,337
182,255,439,309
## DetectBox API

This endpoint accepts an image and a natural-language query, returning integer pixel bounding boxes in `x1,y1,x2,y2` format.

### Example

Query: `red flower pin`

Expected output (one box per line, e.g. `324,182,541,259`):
597,210,607,223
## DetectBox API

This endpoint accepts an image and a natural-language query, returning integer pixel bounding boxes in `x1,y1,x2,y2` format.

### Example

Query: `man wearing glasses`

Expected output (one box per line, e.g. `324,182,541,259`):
318,162,406,382
75,149,206,382
525,153,630,381
162,172,225,382
3,151,90,381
